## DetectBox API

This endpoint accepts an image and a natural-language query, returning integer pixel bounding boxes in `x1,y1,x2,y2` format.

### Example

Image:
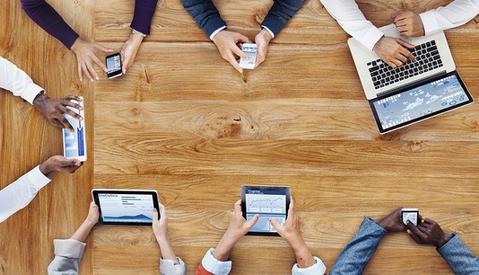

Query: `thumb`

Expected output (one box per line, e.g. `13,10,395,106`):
95,44,113,53
152,208,159,221
245,214,259,228
391,10,403,21
235,33,251,44
269,217,282,231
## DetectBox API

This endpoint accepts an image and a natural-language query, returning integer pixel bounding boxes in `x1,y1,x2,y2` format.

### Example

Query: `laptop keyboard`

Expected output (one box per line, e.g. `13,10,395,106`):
367,40,443,90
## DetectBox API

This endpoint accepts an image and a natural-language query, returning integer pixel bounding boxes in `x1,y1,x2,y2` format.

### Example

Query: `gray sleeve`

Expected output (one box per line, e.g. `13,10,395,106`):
159,257,187,275
437,234,479,275
330,217,386,275
47,239,86,275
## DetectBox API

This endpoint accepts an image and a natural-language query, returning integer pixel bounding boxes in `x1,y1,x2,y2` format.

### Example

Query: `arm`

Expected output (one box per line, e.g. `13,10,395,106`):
320,0,384,51
152,206,187,275
420,0,479,35
20,0,79,49
437,234,479,274
0,56,44,104
130,0,159,35
47,202,98,275
181,0,226,38
330,217,386,275
261,0,305,38
0,166,50,223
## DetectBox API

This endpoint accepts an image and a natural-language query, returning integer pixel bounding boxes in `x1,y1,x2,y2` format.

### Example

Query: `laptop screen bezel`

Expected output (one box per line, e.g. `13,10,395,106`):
369,71,474,133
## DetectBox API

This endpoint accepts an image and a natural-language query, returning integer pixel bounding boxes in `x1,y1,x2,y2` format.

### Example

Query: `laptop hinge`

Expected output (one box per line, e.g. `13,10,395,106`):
377,70,448,98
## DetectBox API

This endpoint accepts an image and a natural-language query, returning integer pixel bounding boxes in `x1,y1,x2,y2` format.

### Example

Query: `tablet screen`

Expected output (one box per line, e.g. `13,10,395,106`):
243,187,288,233
97,193,155,223
371,72,473,132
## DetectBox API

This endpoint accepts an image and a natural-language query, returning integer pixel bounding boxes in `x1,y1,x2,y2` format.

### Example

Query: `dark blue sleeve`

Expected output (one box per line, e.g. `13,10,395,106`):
21,0,79,49
130,0,159,35
181,0,226,37
261,0,304,36
330,217,386,275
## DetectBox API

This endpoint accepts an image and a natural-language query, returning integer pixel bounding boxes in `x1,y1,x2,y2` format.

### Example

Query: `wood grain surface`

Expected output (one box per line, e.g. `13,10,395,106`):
0,0,478,274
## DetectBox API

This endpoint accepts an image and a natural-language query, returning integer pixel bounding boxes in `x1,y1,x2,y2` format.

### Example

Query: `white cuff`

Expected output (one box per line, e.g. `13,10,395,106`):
261,25,275,39
360,27,384,51
292,257,326,275
419,10,440,36
53,239,86,259
27,165,51,191
209,26,227,40
22,83,44,105
201,248,232,275
159,257,186,275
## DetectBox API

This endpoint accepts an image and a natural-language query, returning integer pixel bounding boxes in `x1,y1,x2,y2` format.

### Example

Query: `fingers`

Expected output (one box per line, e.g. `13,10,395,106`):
390,10,404,21
158,203,167,220
91,54,107,74
62,98,83,111
226,52,243,73
407,228,423,243
94,44,113,54
407,221,428,240
235,33,251,44
81,63,93,82
396,39,415,50
231,45,246,59
77,62,83,82
245,214,259,228
120,49,128,74
399,46,416,62
269,217,282,231
86,62,99,81
152,208,159,221
234,200,242,213
59,116,74,131
59,105,82,121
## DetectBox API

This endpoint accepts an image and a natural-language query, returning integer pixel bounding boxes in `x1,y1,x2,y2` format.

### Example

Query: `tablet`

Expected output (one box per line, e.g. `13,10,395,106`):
241,185,290,236
92,189,160,225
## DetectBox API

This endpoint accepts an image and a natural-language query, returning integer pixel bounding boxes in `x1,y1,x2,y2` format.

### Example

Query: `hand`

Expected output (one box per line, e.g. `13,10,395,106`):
120,32,144,74
213,200,259,261
377,208,407,232
33,93,83,131
407,218,450,248
212,30,251,73
392,10,425,37
71,38,113,81
39,155,82,178
85,201,100,225
152,204,168,242
373,37,416,68
270,198,315,268
254,29,273,68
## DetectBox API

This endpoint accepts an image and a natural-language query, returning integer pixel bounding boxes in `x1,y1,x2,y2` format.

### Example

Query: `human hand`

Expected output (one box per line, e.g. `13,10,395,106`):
407,218,450,248
85,201,100,225
373,37,416,68
71,38,113,81
270,198,315,268
392,10,425,37
120,32,144,74
33,94,83,131
213,200,259,261
39,155,82,178
377,208,407,232
212,30,251,73
254,29,273,68
152,204,168,242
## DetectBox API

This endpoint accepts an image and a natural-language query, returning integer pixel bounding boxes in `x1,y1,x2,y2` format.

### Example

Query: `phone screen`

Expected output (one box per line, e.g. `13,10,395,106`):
106,53,122,78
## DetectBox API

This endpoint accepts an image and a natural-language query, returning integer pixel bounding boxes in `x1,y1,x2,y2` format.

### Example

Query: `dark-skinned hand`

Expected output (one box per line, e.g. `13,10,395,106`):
377,208,407,232
407,218,450,248
33,93,83,131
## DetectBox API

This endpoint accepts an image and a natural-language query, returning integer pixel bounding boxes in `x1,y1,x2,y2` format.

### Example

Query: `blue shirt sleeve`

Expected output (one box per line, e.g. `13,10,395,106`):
437,233,479,275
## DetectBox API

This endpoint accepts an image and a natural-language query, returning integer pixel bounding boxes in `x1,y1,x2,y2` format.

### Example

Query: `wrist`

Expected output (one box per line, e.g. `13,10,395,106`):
259,29,273,42
129,32,144,44
435,233,450,248
32,92,48,108
71,38,82,52
83,218,97,229
39,161,53,178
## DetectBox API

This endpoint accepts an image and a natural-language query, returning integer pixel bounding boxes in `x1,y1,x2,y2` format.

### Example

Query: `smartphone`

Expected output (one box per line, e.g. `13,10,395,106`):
62,96,87,162
239,43,257,70
401,208,419,226
106,53,123,79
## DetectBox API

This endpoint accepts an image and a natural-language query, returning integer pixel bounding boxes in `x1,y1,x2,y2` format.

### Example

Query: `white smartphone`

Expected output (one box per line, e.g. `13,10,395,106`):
401,208,419,226
62,97,87,162
239,43,257,70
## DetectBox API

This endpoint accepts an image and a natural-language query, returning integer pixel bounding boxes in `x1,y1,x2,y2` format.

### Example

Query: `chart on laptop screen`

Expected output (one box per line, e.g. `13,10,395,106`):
372,74,470,130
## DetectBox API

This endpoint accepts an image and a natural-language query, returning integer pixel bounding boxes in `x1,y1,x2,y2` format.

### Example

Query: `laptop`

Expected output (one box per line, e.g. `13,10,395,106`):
348,24,473,134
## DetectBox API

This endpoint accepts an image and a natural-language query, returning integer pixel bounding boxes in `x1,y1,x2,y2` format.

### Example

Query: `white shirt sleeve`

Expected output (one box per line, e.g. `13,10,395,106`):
291,256,326,275
0,56,44,104
320,0,384,51
0,166,51,223
159,257,187,275
419,0,479,35
201,248,232,275
209,26,227,40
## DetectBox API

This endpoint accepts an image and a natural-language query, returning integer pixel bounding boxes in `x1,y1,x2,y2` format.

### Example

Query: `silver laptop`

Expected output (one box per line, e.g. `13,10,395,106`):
348,24,473,134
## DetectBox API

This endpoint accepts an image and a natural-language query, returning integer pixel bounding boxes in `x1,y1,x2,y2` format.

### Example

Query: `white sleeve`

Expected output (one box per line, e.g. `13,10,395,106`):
200,248,232,275
159,257,187,275
291,256,326,275
0,166,51,223
419,0,479,35
209,26,227,40
0,56,44,104
320,0,384,51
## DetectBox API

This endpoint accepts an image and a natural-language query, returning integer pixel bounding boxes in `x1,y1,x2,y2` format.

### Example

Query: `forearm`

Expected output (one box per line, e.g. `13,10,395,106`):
21,0,79,48
156,237,177,261
262,0,305,36
130,0,159,35
289,238,315,268
70,219,96,242
438,234,479,274
419,0,479,35
213,232,238,261
181,0,226,37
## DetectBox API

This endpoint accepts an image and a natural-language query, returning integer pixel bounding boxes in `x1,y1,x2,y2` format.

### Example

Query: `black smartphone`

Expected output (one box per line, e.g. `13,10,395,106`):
106,53,123,79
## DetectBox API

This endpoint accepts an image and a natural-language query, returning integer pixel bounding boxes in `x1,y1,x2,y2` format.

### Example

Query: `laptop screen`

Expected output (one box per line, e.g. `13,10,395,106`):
370,72,473,133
